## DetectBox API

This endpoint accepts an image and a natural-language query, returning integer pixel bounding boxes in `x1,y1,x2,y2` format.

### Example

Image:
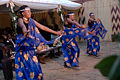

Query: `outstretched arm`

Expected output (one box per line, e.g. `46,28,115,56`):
88,30,96,34
67,18,86,28
34,20,62,35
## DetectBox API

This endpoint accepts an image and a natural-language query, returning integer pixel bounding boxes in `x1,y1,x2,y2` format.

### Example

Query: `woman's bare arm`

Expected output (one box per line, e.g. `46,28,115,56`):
34,20,62,35
67,18,86,28
17,18,27,34
17,18,29,36
88,30,95,34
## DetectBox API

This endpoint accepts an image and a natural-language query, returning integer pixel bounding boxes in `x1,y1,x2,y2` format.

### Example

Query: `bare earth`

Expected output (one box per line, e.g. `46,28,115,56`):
0,41,120,80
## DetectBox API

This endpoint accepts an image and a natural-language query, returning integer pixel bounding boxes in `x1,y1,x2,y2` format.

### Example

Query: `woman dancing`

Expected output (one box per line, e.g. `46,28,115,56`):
86,13,107,57
15,5,62,80
62,12,95,68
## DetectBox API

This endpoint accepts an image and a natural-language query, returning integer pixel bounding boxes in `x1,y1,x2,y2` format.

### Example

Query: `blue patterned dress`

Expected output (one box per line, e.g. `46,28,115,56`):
62,26,80,67
15,18,55,80
86,21,107,56
62,24,93,68
62,21,107,67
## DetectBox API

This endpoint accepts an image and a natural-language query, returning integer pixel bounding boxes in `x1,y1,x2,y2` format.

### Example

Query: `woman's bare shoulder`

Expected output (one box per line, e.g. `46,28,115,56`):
18,18,23,21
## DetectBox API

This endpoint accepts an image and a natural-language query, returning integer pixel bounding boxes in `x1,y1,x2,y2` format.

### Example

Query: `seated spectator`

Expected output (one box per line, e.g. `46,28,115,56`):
0,28,15,58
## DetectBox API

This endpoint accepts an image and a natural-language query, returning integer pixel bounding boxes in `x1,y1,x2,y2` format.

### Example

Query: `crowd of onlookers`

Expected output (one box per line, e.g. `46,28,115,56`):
0,27,15,68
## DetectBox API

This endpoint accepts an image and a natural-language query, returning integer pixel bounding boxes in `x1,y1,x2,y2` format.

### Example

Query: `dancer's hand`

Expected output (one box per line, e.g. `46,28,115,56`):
24,30,30,36
97,18,101,24
91,30,96,34
88,30,96,34
56,30,63,35
81,25,86,28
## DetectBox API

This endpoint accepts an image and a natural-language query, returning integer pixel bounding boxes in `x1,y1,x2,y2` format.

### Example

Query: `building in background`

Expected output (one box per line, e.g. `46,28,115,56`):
71,0,120,41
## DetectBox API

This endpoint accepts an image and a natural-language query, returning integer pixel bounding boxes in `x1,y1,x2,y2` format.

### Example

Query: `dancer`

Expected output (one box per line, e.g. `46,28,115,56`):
15,5,62,80
62,12,95,68
86,12,107,57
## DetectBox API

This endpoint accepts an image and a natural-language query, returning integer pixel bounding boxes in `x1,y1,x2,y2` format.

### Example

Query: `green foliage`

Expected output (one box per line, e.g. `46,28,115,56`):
109,56,120,80
95,55,120,80
95,55,118,76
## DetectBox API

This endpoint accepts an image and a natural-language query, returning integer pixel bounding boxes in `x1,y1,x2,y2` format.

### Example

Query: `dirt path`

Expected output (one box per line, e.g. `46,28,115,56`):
41,41,120,80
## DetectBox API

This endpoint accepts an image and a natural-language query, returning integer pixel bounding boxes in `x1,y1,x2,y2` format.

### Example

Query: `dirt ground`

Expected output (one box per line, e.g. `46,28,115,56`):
0,41,120,80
